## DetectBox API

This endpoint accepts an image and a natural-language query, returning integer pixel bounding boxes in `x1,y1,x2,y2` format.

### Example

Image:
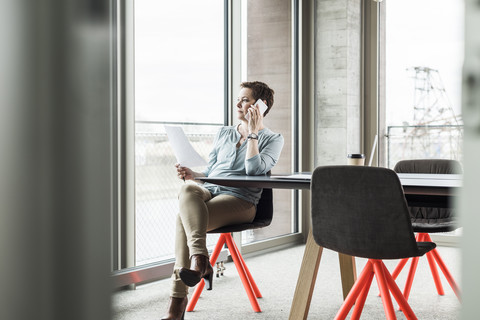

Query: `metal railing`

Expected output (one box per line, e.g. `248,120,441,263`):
386,125,463,169
135,122,222,265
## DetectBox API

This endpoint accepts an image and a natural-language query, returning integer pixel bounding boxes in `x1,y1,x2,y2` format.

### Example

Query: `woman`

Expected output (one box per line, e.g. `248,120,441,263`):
162,81,284,320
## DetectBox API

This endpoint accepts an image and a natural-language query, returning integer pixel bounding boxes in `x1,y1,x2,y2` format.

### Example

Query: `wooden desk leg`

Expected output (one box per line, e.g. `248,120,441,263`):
288,230,323,320
338,253,357,299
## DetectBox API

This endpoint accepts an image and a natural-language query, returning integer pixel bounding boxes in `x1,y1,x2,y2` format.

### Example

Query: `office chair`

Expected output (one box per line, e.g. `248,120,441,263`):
311,165,436,320
392,159,462,302
186,188,273,313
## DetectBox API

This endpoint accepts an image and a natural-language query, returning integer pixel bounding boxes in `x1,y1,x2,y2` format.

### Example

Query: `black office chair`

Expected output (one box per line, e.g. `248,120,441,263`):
311,165,436,319
186,188,273,313
392,159,462,301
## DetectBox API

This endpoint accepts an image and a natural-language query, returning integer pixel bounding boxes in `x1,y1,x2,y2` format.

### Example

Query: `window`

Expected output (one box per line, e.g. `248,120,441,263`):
384,0,464,168
125,0,302,271
134,0,225,265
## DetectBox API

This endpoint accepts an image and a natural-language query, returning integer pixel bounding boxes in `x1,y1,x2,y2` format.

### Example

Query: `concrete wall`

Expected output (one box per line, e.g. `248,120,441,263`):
314,0,362,165
247,0,293,239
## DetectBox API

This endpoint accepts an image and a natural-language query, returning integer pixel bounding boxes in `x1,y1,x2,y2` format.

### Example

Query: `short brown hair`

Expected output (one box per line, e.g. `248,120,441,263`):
240,81,274,117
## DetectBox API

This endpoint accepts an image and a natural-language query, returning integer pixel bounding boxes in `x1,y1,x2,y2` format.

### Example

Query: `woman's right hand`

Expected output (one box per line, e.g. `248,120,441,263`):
175,163,194,181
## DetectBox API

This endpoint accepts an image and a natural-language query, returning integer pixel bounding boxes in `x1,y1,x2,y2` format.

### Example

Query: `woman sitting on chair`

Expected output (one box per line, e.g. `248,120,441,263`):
162,81,284,320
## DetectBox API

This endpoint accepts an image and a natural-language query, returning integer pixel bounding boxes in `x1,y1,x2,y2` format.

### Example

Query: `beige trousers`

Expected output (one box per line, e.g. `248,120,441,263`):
171,183,256,298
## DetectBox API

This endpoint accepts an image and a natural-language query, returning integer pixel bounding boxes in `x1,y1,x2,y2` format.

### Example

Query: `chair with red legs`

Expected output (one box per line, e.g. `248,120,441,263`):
186,187,273,313
311,165,436,320
391,159,462,302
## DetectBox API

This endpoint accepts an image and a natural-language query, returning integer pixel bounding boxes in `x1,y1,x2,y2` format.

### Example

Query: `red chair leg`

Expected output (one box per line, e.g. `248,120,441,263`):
373,260,398,320
224,234,262,312
187,234,226,312
401,233,425,303
391,234,420,281
415,232,444,295
351,268,375,320
424,234,461,299
402,256,419,302
391,258,409,280
382,263,418,320
226,234,262,298
335,261,374,320
386,256,409,298
425,250,445,295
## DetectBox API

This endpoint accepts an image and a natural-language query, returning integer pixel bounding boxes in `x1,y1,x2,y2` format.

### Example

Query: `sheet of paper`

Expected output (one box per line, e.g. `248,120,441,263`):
165,125,208,168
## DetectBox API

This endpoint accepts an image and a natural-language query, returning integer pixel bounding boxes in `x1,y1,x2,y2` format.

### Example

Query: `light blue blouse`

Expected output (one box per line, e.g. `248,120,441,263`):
202,125,284,205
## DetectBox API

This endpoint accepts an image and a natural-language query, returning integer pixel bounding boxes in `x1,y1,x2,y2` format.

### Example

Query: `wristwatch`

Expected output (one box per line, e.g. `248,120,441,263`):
247,133,259,140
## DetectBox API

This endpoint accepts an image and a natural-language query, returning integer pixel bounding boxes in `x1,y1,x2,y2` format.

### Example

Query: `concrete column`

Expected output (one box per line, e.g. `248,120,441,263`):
314,0,362,165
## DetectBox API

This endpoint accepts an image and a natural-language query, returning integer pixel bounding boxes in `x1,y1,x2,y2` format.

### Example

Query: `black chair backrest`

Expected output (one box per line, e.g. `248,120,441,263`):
253,188,273,226
394,159,462,231
311,165,426,260
394,159,462,175
208,188,273,234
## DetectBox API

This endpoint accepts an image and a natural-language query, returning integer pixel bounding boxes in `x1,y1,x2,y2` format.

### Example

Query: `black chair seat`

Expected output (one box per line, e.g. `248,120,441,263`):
208,220,270,234
207,188,273,234
416,241,438,256
412,221,458,233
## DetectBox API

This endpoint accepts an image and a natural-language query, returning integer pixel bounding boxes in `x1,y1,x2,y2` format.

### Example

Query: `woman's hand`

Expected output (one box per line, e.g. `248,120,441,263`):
175,163,194,181
247,102,263,133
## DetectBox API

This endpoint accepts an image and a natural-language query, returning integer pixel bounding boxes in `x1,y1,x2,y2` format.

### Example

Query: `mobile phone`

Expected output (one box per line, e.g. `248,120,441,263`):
245,99,268,120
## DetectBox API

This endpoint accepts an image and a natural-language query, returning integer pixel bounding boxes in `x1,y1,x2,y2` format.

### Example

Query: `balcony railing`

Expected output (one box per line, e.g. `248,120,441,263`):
135,122,222,265
386,124,463,169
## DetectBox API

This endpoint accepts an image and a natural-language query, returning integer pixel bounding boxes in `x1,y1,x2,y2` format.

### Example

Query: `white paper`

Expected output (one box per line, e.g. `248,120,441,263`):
165,125,208,168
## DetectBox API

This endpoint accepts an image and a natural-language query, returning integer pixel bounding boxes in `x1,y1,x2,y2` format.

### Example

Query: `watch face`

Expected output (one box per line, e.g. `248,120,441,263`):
248,133,258,139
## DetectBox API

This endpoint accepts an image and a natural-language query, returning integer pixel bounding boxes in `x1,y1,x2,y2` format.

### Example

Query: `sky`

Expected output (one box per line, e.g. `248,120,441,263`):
385,0,465,125
134,0,225,124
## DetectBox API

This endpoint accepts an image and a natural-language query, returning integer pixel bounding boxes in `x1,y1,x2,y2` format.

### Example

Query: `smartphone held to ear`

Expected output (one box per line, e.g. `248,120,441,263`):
245,99,268,121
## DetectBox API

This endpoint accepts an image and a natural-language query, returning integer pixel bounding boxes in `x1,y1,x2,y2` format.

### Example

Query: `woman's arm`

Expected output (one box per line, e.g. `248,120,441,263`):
245,103,262,160
245,133,284,175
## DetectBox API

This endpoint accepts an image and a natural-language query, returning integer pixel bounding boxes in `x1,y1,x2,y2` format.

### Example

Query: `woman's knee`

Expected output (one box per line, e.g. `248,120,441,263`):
178,183,202,199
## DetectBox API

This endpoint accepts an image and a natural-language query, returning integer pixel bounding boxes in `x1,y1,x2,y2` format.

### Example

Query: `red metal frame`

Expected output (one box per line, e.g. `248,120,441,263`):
391,232,460,302
335,260,418,320
186,233,262,313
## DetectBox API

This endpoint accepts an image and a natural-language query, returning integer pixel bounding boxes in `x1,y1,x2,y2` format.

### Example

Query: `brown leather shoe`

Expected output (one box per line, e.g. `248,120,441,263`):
161,296,187,320
179,254,214,290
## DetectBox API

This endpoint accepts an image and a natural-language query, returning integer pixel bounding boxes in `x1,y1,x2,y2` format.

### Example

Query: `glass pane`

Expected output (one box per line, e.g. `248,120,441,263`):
385,0,464,168
135,0,224,123
134,1,224,265
241,0,294,244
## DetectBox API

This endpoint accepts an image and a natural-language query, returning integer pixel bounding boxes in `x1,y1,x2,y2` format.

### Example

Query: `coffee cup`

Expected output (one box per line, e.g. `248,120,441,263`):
347,153,365,166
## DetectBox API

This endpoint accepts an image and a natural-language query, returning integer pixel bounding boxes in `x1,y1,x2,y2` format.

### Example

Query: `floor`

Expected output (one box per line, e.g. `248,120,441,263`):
112,244,461,319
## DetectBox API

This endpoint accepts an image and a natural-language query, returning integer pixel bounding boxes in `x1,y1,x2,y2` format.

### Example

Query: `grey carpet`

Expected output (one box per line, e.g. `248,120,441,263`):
112,244,461,319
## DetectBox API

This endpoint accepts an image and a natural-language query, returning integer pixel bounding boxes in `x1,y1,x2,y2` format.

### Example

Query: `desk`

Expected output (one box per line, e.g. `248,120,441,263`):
196,173,461,319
